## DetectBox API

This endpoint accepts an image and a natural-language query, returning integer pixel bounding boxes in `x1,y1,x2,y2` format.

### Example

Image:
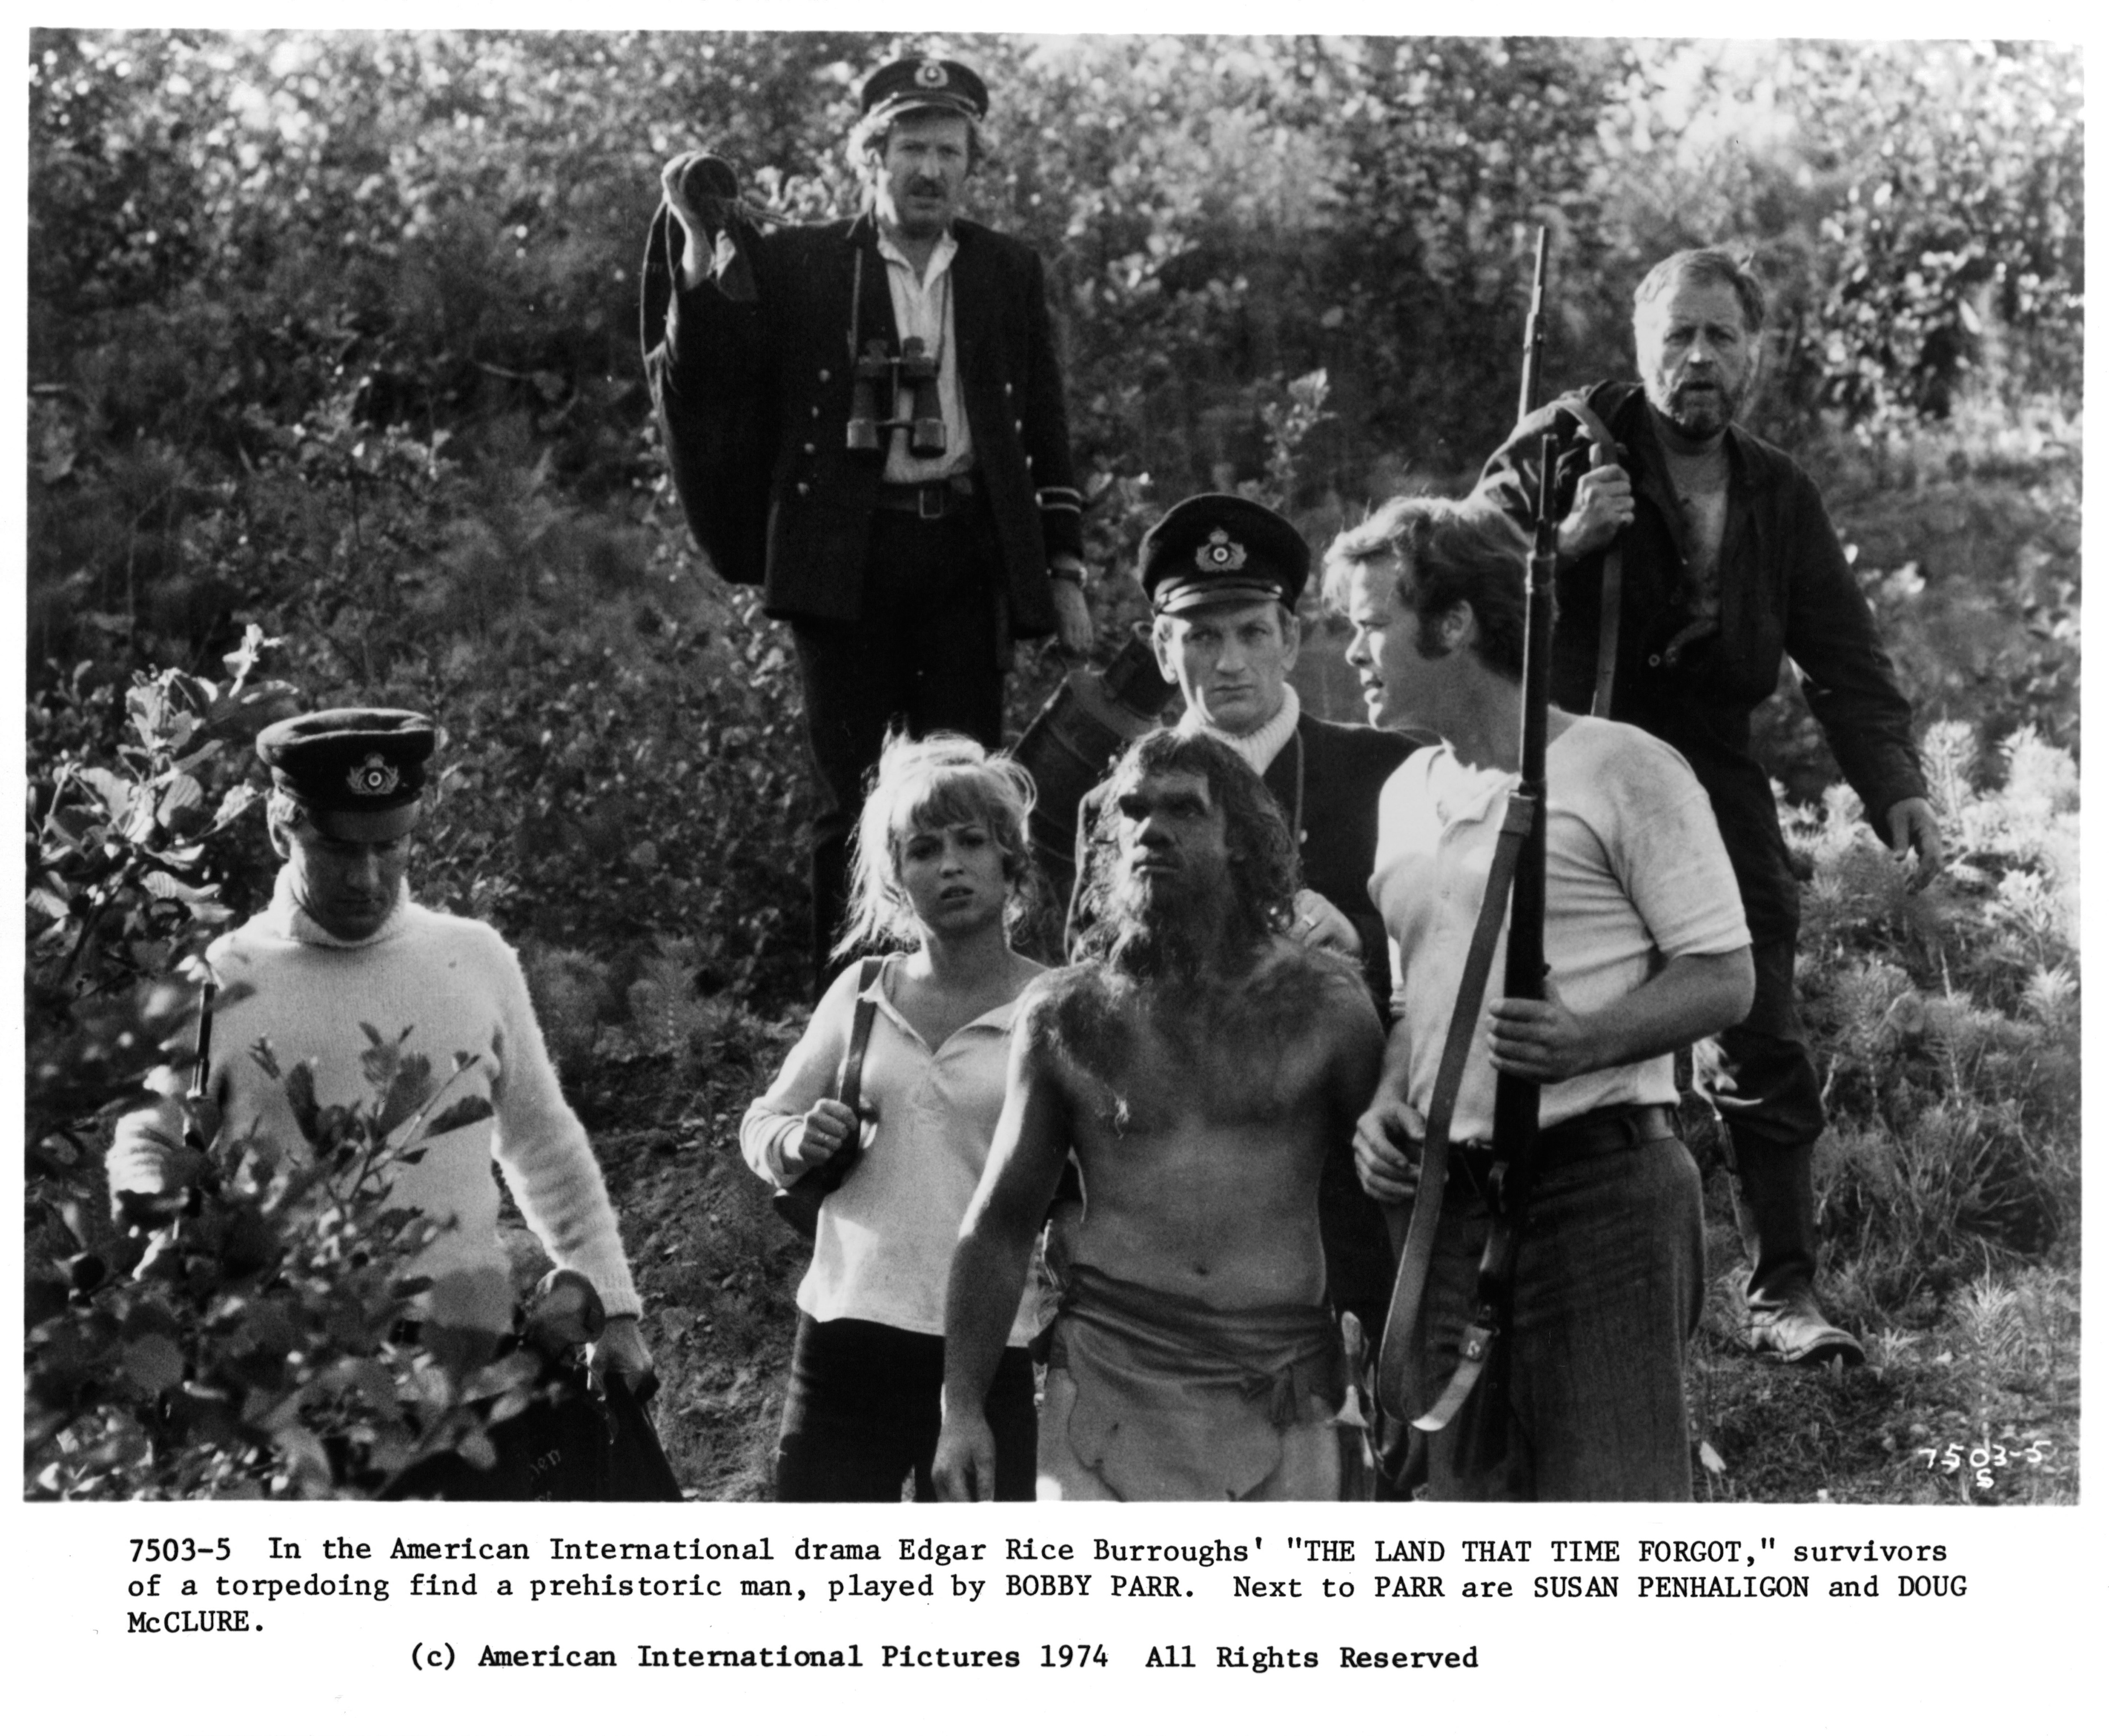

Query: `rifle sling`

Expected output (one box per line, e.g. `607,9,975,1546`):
1551,392,1627,722
1373,789,1537,1425
1592,547,1623,719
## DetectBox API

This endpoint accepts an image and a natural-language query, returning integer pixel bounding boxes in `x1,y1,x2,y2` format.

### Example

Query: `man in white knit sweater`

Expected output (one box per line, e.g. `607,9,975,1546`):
105,709,649,1378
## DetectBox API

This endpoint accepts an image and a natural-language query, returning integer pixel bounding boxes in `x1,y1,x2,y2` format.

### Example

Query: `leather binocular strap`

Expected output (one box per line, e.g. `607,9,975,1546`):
1374,789,1536,1425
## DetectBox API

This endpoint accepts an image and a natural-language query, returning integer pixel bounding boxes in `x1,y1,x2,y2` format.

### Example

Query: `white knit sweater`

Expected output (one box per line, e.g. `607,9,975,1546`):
106,870,640,1330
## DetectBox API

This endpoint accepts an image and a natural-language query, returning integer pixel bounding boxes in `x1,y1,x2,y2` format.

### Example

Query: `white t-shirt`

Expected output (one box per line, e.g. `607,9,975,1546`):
1369,715,1749,1142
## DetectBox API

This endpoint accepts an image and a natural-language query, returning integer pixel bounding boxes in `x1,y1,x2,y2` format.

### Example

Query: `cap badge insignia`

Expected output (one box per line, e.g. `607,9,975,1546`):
347,753,401,798
1198,529,1248,572
916,60,947,88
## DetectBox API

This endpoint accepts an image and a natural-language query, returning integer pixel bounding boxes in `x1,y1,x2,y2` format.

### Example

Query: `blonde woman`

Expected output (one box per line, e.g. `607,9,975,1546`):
741,732,1045,1501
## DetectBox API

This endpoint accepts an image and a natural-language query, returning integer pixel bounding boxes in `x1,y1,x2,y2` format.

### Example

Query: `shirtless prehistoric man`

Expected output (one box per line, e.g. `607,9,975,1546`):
933,729,1384,1501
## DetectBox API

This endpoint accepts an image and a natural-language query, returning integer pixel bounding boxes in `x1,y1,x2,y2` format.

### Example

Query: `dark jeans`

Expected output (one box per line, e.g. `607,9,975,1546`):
791,508,1005,993
1715,935,1827,1153
774,1313,1036,1503
1414,1132,1705,1502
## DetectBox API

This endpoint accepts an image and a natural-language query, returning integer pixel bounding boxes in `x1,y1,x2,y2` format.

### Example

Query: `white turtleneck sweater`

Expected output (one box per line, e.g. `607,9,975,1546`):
106,869,640,1331
1177,682,1300,774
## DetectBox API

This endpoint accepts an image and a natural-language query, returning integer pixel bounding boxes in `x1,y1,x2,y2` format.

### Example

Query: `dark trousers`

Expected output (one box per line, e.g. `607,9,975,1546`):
1715,935,1828,1151
774,1313,1037,1503
1414,1134,1705,1502
791,508,1005,995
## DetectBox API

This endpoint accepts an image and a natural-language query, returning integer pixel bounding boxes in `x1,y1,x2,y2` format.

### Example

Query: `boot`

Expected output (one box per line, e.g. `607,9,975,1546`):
1731,1138,1864,1367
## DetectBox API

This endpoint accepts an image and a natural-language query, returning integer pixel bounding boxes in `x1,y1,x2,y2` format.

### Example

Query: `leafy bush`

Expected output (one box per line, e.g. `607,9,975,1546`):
24,1033,536,1499
1791,723,2081,1305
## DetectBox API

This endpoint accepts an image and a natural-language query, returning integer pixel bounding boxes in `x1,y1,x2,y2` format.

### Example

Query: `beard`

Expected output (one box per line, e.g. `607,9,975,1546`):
1649,371,1745,442
1099,857,1239,983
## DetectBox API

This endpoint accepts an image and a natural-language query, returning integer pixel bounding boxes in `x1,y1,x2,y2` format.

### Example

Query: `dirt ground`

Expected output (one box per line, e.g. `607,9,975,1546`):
542,1082,2078,1507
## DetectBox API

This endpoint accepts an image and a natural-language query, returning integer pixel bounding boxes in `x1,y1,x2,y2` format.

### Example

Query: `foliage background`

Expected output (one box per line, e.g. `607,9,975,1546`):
24,31,2081,1500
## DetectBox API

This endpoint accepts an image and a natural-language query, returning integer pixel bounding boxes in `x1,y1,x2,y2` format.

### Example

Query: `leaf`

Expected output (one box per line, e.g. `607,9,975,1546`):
359,1025,399,1091
284,1060,321,1146
376,1052,435,1136
209,784,259,831
79,766,133,819
425,1095,493,1137
156,772,205,826
122,1334,185,1393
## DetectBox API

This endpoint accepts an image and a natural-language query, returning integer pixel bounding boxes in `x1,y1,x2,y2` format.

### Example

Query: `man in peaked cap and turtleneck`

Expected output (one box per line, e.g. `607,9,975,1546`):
644,54,1094,998
106,709,650,1383
1064,494,1426,1362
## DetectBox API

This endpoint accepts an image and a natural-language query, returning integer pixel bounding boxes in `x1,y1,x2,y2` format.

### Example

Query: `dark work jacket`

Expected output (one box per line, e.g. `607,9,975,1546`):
642,207,1083,634
1474,381,1928,943
1064,709,1418,1330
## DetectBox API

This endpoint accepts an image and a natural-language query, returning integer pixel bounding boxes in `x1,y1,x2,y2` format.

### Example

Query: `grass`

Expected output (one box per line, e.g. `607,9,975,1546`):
514,1003,2081,1507
1686,1162,2079,1505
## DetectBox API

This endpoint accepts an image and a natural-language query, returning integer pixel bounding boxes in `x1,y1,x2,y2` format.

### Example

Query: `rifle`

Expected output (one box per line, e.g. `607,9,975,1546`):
1417,234,1559,1448
1373,230,1557,1454
1516,226,1549,427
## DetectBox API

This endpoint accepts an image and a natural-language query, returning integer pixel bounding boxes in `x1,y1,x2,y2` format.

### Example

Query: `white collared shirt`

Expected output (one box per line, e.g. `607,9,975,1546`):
741,960,1039,1345
876,228,975,485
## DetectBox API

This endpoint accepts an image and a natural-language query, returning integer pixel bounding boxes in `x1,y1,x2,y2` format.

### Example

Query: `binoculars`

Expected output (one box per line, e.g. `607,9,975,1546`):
846,337,946,458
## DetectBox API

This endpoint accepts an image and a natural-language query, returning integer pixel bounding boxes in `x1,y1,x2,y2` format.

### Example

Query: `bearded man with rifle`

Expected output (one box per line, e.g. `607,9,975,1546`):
1471,248,1943,1367
1333,497,1752,1500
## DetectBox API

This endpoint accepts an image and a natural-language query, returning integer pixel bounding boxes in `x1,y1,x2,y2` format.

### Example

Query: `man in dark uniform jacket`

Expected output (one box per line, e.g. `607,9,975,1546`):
642,56,1093,992
1473,247,1944,1366
1067,496,1423,1338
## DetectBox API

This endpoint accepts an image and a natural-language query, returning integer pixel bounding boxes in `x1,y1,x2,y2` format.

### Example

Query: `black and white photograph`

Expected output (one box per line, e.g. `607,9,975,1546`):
11,11,2095,1723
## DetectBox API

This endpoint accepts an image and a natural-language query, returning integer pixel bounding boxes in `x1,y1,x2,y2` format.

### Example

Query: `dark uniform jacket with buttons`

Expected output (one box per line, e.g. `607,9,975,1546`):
642,207,1084,635
1474,381,1928,944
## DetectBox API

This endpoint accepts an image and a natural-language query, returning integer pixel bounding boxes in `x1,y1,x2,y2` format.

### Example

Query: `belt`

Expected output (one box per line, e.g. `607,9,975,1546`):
1443,1102,1679,1203
873,473,978,519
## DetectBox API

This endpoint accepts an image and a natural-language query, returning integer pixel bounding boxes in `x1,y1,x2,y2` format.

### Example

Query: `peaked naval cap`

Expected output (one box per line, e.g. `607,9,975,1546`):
858,57,990,132
1139,493,1312,618
256,708,435,842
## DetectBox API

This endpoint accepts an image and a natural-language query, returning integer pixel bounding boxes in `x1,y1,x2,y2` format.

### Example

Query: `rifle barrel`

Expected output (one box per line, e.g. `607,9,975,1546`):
1486,435,1558,1170
1516,227,1550,427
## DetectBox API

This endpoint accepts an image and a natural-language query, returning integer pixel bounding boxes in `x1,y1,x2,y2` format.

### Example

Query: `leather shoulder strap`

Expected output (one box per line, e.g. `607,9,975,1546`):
833,956,885,1109
1374,789,1536,1423
1554,389,1621,460
1552,387,1628,719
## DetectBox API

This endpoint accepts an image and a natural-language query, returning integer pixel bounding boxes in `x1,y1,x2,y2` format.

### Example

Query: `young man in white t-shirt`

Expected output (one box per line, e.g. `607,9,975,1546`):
1326,497,1753,1500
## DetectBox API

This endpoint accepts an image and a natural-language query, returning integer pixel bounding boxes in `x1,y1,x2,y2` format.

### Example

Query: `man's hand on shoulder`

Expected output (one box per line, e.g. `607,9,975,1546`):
661,151,738,239
1885,796,1945,887
1291,888,1363,958
1050,569,1094,656
661,152,754,299
1557,460,1634,563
